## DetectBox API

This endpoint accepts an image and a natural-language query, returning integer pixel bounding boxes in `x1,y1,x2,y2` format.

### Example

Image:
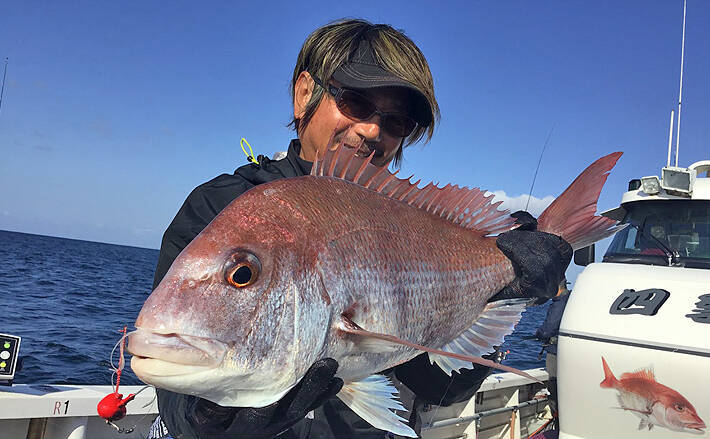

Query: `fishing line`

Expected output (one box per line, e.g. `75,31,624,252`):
105,331,174,436
0,58,8,117
99,326,152,434
525,125,555,212
113,386,158,436
428,347,514,431
109,329,132,390
429,371,455,426
107,329,152,400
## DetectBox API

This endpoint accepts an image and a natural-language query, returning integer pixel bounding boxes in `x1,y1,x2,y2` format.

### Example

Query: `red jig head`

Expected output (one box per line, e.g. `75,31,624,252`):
97,392,135,422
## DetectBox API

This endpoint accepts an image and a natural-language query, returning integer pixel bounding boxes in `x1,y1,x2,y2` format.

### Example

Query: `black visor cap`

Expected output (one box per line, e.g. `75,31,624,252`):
331,40,432,127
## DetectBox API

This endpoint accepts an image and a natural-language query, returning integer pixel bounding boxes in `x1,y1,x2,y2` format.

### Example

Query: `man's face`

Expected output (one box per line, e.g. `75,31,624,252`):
294,72,414,167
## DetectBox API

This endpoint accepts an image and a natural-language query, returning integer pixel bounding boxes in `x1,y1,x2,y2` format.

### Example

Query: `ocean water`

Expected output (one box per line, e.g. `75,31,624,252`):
1,229,155,385
0,229,547,386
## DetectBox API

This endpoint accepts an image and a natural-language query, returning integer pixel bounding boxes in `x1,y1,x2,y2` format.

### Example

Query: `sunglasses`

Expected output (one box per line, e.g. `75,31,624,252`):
311,76,418,138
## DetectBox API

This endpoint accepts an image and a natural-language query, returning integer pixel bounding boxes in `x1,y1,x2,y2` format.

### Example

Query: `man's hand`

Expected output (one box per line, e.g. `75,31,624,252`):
159,359,342,439
490,211,572,304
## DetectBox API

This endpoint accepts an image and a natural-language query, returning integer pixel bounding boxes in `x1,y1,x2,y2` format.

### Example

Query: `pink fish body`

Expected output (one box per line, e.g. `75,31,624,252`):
601,356,706,434
129,143,622,436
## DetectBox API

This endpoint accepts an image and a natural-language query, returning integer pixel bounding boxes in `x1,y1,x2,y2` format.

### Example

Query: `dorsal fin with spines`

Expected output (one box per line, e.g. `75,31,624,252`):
310,142,515,236
621,368,656,382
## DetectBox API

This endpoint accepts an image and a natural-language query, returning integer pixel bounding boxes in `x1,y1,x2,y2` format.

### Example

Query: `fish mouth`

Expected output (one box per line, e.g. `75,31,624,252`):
127,329,227,371
685,423,706,433
130,357,217,378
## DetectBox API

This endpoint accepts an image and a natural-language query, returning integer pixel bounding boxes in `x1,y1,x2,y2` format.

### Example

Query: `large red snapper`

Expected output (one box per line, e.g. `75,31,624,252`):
129,143,622,437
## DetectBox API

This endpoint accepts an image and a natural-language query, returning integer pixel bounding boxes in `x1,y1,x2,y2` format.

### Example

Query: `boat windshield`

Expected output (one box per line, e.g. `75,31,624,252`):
603,200,710,269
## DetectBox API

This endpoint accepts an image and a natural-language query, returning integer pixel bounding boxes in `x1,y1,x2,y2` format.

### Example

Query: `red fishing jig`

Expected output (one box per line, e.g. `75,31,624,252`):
97,392,135,422
97,326,136,426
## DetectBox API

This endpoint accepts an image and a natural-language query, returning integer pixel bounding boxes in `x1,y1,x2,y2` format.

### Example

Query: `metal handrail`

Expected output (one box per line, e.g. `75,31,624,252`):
423,396,549,430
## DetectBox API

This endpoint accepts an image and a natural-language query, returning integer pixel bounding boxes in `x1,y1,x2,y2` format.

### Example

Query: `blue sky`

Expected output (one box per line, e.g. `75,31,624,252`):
2,1,709,282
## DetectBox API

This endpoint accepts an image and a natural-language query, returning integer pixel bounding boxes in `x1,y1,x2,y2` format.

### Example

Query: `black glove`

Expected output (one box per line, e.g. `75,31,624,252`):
158,358,343,439
490,211,572,304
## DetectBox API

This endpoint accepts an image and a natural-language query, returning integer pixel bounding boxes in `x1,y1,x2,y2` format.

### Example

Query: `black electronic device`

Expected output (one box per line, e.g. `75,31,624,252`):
0,333,21,384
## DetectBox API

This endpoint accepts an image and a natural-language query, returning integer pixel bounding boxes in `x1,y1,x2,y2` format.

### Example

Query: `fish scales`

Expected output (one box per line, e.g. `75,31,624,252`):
280,177,514,377
287,176,515,379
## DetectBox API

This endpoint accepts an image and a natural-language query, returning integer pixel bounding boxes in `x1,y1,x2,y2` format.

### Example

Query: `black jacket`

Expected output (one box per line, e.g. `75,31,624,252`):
534,293,570,355
153,140,491,439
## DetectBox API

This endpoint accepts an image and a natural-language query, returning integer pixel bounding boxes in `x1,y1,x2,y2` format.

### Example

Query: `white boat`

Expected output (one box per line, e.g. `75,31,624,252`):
0,384,157,439
555,2,710,431
0,371,555,439
556,160,710,439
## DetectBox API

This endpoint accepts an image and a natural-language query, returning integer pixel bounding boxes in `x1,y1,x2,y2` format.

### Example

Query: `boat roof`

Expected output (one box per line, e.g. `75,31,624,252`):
602,160,710,221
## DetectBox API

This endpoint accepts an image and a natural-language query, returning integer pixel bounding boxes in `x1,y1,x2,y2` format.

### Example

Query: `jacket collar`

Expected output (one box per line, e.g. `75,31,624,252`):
286,139,312,176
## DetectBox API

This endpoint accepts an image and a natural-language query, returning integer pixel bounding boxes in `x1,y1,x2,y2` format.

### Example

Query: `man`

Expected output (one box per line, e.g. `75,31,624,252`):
150,19,571,439
533,278,570,430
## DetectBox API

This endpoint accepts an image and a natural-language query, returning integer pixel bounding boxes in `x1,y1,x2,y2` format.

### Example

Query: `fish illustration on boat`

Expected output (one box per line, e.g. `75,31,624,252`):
600,356,706,434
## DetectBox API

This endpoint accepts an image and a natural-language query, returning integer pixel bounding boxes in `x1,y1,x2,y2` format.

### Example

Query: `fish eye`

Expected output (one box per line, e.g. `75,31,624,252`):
225,252,260,288
674,404,685,412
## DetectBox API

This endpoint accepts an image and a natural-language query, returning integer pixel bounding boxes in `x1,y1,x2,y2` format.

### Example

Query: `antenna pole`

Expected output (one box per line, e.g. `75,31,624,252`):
667,109,674,167
675,0,687,167
0,58,8,117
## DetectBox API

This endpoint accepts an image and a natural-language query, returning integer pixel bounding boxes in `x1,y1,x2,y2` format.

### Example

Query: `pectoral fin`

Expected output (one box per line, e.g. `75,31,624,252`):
337,375,416,438
337,312,541,383
638,418,654,430
429,299,528,375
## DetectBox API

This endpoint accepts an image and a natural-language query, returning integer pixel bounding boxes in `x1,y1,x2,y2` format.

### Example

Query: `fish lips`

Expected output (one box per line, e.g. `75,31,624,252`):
127,329,227,375
685,423,706,434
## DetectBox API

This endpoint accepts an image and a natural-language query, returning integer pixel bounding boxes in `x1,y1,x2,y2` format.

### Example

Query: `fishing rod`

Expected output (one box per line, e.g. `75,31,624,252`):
0,58,8,118
525,124,555,212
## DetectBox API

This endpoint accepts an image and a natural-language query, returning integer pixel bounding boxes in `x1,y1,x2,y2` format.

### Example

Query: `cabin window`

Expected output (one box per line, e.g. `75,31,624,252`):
604,200,710,268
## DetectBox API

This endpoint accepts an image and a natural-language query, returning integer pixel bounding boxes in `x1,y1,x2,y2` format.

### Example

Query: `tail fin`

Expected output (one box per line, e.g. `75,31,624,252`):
536,152,624,250
600,356,618,388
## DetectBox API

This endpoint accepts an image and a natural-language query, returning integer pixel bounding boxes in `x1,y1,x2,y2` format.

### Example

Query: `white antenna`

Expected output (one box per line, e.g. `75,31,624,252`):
675,0,687,167
667,109,674,167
